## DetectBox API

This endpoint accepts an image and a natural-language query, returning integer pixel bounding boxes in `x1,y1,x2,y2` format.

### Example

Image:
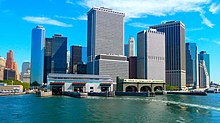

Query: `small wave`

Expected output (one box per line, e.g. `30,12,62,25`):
86,96,220,111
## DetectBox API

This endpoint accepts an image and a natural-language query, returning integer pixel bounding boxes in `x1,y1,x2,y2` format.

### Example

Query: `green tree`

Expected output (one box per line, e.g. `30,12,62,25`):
31,81,40,86
166,85,178,91
0,80,30,90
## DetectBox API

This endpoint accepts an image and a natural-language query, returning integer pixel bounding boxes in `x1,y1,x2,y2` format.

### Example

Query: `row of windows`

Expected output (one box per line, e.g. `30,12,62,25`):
147,56,165,61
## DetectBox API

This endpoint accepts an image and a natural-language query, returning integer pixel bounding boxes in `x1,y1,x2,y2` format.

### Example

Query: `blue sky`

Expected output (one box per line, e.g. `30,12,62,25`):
0,0,219,82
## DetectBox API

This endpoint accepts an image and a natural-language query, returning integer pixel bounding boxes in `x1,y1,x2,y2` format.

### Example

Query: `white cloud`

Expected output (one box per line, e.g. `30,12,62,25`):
55,15,87,21
128,22,150,28
55,15,76,20
79,0,216,28
187,27,204,31
66,0,74,5
209,3,220,14
214,41,220,45
200,13,214,28
23,16,72,27
77,15,87,20
80,0,210,18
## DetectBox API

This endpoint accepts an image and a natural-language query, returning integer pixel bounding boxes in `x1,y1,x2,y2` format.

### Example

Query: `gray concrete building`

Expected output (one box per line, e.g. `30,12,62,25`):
150,21,186,89
87,7,125,74
137,29,165,83
94,54,128,82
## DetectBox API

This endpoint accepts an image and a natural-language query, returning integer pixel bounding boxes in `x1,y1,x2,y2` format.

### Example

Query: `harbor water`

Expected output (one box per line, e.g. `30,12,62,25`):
0,94,220,122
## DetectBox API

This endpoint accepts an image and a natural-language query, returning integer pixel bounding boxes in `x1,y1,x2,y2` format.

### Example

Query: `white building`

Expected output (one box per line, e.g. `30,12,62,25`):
47,73,114,94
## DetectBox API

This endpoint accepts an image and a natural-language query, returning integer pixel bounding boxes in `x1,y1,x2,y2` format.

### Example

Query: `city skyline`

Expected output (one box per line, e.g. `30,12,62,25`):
0,0,220,82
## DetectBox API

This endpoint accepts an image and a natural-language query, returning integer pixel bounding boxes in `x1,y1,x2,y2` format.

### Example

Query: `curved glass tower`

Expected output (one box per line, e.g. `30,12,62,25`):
31,26,45,85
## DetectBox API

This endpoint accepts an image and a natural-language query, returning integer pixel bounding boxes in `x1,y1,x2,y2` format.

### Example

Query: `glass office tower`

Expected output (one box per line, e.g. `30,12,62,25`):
31,26,45,84
186,43,199,88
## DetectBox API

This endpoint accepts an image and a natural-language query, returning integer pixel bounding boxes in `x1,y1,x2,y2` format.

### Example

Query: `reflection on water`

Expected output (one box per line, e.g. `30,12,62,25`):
0,94,220,122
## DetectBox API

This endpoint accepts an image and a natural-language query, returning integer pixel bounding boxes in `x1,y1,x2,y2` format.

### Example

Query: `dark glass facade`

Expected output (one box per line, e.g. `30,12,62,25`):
44,34,67,82
128,56,137,79
70,46,82,73
150,21,186,89
4,69,16,80
185,43,198,88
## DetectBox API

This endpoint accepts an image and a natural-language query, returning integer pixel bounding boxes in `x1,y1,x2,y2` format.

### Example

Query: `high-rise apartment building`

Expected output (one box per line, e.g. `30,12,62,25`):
137,29,165,82
31,26,45,84
198,51,210,88
150,21,186,89
185,43,199,88
87,7,125,75
44,34,67,82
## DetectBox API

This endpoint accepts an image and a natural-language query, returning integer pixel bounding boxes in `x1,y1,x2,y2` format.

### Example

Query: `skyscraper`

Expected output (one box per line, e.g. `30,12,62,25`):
87,7,125,74
44,34,67,82
87,7,128,81
137,29,165,82
70,45,82,74
185,43,199,88
198,51,210,88
5,50,14,69
128,56,137,79
150,21,186,89
128,36,134,57
21,62,31,75
31,26,45,84
124,36,135,58
5,50,19,80
21,62,31,81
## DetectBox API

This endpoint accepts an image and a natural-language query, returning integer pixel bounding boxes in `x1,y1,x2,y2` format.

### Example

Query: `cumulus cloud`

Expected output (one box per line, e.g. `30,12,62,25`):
79,0,214,28
66,0,74,5
55,15,87,21
209,3,220,14
80,0,210,18
23,16,72,27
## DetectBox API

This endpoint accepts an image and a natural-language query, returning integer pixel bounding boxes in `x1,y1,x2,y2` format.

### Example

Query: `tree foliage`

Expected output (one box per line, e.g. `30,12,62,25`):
166,85,179,91
30,81,40,86
0,80,30,90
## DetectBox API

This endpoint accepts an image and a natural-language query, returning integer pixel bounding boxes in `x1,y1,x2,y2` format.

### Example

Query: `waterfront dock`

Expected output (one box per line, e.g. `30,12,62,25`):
115,92,155,97
163,91,207,96
63,91,88,98
36,91,52,97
